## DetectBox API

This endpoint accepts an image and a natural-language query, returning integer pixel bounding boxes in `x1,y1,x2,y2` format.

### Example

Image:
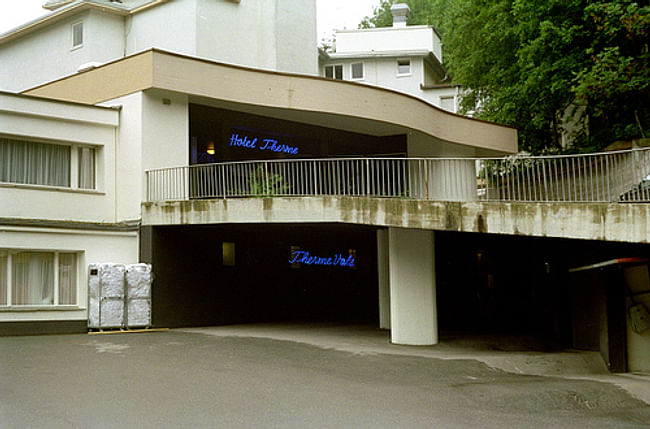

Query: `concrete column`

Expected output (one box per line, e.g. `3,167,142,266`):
377,228,390,329
388,227,438,345
139,225,153,264
430,159,477,201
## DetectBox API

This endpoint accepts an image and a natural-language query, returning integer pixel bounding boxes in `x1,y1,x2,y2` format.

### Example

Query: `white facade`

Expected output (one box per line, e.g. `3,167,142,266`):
320,6,462,112
0,0,318,92
335,25,442,63
0,92,138,324
0,0,318,330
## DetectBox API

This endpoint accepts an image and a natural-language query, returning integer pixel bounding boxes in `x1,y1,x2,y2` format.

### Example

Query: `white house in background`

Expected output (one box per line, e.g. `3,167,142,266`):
0,0,318,92
319,3,462,113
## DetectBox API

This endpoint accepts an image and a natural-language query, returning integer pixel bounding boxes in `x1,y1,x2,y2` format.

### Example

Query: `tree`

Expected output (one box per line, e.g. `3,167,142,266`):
359,0,650,153
359,0,450,31
572,2,650,146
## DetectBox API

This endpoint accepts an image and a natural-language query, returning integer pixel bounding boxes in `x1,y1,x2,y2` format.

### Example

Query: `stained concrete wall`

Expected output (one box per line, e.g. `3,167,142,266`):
142,197,650,244
624,264,650,372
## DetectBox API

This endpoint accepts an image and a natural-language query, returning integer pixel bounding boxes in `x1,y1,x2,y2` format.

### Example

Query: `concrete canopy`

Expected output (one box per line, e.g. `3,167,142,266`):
24,48,517,155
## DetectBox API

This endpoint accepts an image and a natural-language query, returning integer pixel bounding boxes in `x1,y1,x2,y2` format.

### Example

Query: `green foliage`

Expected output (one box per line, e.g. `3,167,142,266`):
359,0,650,153
572,2,650,144
248,166,289,197
359,0,451,32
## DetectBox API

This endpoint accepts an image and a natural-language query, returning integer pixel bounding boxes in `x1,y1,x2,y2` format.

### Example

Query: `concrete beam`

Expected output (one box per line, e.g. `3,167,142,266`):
142,197,650,244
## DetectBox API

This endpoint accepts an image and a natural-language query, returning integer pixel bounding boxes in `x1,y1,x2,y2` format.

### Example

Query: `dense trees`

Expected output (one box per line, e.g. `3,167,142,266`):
360,1,649,153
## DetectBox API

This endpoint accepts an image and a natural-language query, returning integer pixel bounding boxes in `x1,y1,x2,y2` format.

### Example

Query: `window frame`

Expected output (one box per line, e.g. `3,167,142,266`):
324,64,344,80
397,59,411,76
440,95,456,112
71,21,84,50
0,136,98,192
350,62,364,81
0,250,80,308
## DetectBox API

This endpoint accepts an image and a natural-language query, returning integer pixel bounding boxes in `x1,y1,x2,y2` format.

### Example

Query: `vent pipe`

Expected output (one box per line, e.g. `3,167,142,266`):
391,3,410,28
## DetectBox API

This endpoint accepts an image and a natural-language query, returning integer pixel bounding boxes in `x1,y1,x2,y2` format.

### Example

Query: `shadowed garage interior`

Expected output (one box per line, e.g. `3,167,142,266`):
140,223,378,328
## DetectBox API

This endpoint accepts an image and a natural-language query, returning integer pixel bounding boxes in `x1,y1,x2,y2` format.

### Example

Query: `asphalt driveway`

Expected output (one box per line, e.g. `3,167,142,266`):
1,328,649,428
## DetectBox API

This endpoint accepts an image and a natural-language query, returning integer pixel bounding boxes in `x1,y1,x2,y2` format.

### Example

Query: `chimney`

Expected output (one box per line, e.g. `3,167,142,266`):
391,3,410,28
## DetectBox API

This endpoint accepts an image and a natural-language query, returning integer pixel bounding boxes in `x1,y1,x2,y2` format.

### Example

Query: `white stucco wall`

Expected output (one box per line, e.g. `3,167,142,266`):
321,57,459,111
0,0,317,92
0,10,125,92
126,0,197,57
0,94,120,223
195,0,317,74
141,90,189,173
275,0,318,75
196,0,275,69
99,92,144,222
336,26,441,63
0,227,137,322
97,89,188,222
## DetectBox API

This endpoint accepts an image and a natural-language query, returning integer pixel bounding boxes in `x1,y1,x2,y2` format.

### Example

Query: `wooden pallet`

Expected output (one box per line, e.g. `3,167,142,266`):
87,327,169,335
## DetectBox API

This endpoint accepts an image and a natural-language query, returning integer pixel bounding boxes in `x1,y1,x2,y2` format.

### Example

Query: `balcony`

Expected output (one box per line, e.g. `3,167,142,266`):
145,148,650,204
142,148,650,244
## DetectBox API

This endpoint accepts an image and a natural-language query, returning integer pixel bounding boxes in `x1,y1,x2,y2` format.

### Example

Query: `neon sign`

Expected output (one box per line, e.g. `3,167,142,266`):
230,133,299,155
289,250,356,268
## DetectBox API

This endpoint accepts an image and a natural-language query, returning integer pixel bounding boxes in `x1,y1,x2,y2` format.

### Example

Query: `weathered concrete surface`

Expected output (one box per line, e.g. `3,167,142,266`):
142,197,650,243
1,327,649,429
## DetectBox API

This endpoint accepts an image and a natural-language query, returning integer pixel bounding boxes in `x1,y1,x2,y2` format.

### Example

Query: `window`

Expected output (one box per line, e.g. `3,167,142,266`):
72,22,83,49
325,64,343,80
222,242,236,266
397,59,411,75
440,96,455,112
351,62,364,80
0,250,78,307
78,146,96,189
0,137,96,190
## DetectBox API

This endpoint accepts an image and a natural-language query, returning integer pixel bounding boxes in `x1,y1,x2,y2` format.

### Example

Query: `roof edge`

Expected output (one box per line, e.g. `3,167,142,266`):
0,0,168,45
23,47,517,133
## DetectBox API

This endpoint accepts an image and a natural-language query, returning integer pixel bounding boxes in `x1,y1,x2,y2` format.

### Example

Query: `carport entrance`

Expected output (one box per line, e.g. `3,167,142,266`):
140,224,379,328
435,231,650,355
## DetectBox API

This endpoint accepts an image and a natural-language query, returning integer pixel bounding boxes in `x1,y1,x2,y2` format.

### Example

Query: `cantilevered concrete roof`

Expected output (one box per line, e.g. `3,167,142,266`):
23,48,518,155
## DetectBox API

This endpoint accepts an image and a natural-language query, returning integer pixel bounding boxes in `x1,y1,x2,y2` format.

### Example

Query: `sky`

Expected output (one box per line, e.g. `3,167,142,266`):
0,0,381,37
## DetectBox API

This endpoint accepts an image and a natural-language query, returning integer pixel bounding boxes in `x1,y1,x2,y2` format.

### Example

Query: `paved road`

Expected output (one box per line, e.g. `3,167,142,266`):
1,330,649,428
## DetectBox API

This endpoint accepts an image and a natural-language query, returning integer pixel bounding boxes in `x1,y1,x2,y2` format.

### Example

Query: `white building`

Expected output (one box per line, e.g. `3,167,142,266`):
0,0,517,338
319,3,461,113
5,0,647,378
0,0,318,92
0,91,138,333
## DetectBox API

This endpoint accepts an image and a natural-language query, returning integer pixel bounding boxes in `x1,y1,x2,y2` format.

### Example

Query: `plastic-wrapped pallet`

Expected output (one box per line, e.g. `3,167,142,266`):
87,263,126,329
126,264,152,327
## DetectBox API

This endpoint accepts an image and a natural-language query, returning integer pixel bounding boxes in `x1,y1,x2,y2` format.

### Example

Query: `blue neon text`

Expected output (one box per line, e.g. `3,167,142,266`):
230,133,299,155
289,250,356,268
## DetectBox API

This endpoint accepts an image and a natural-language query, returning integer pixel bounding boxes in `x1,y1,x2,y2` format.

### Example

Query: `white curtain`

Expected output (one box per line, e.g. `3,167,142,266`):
0,138,70,187
78,147,95,189
12,252,54,305
58,253,77,305
0,252,6,306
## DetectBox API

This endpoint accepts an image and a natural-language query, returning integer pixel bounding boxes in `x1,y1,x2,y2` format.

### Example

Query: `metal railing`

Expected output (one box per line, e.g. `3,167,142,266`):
145,148,650,204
